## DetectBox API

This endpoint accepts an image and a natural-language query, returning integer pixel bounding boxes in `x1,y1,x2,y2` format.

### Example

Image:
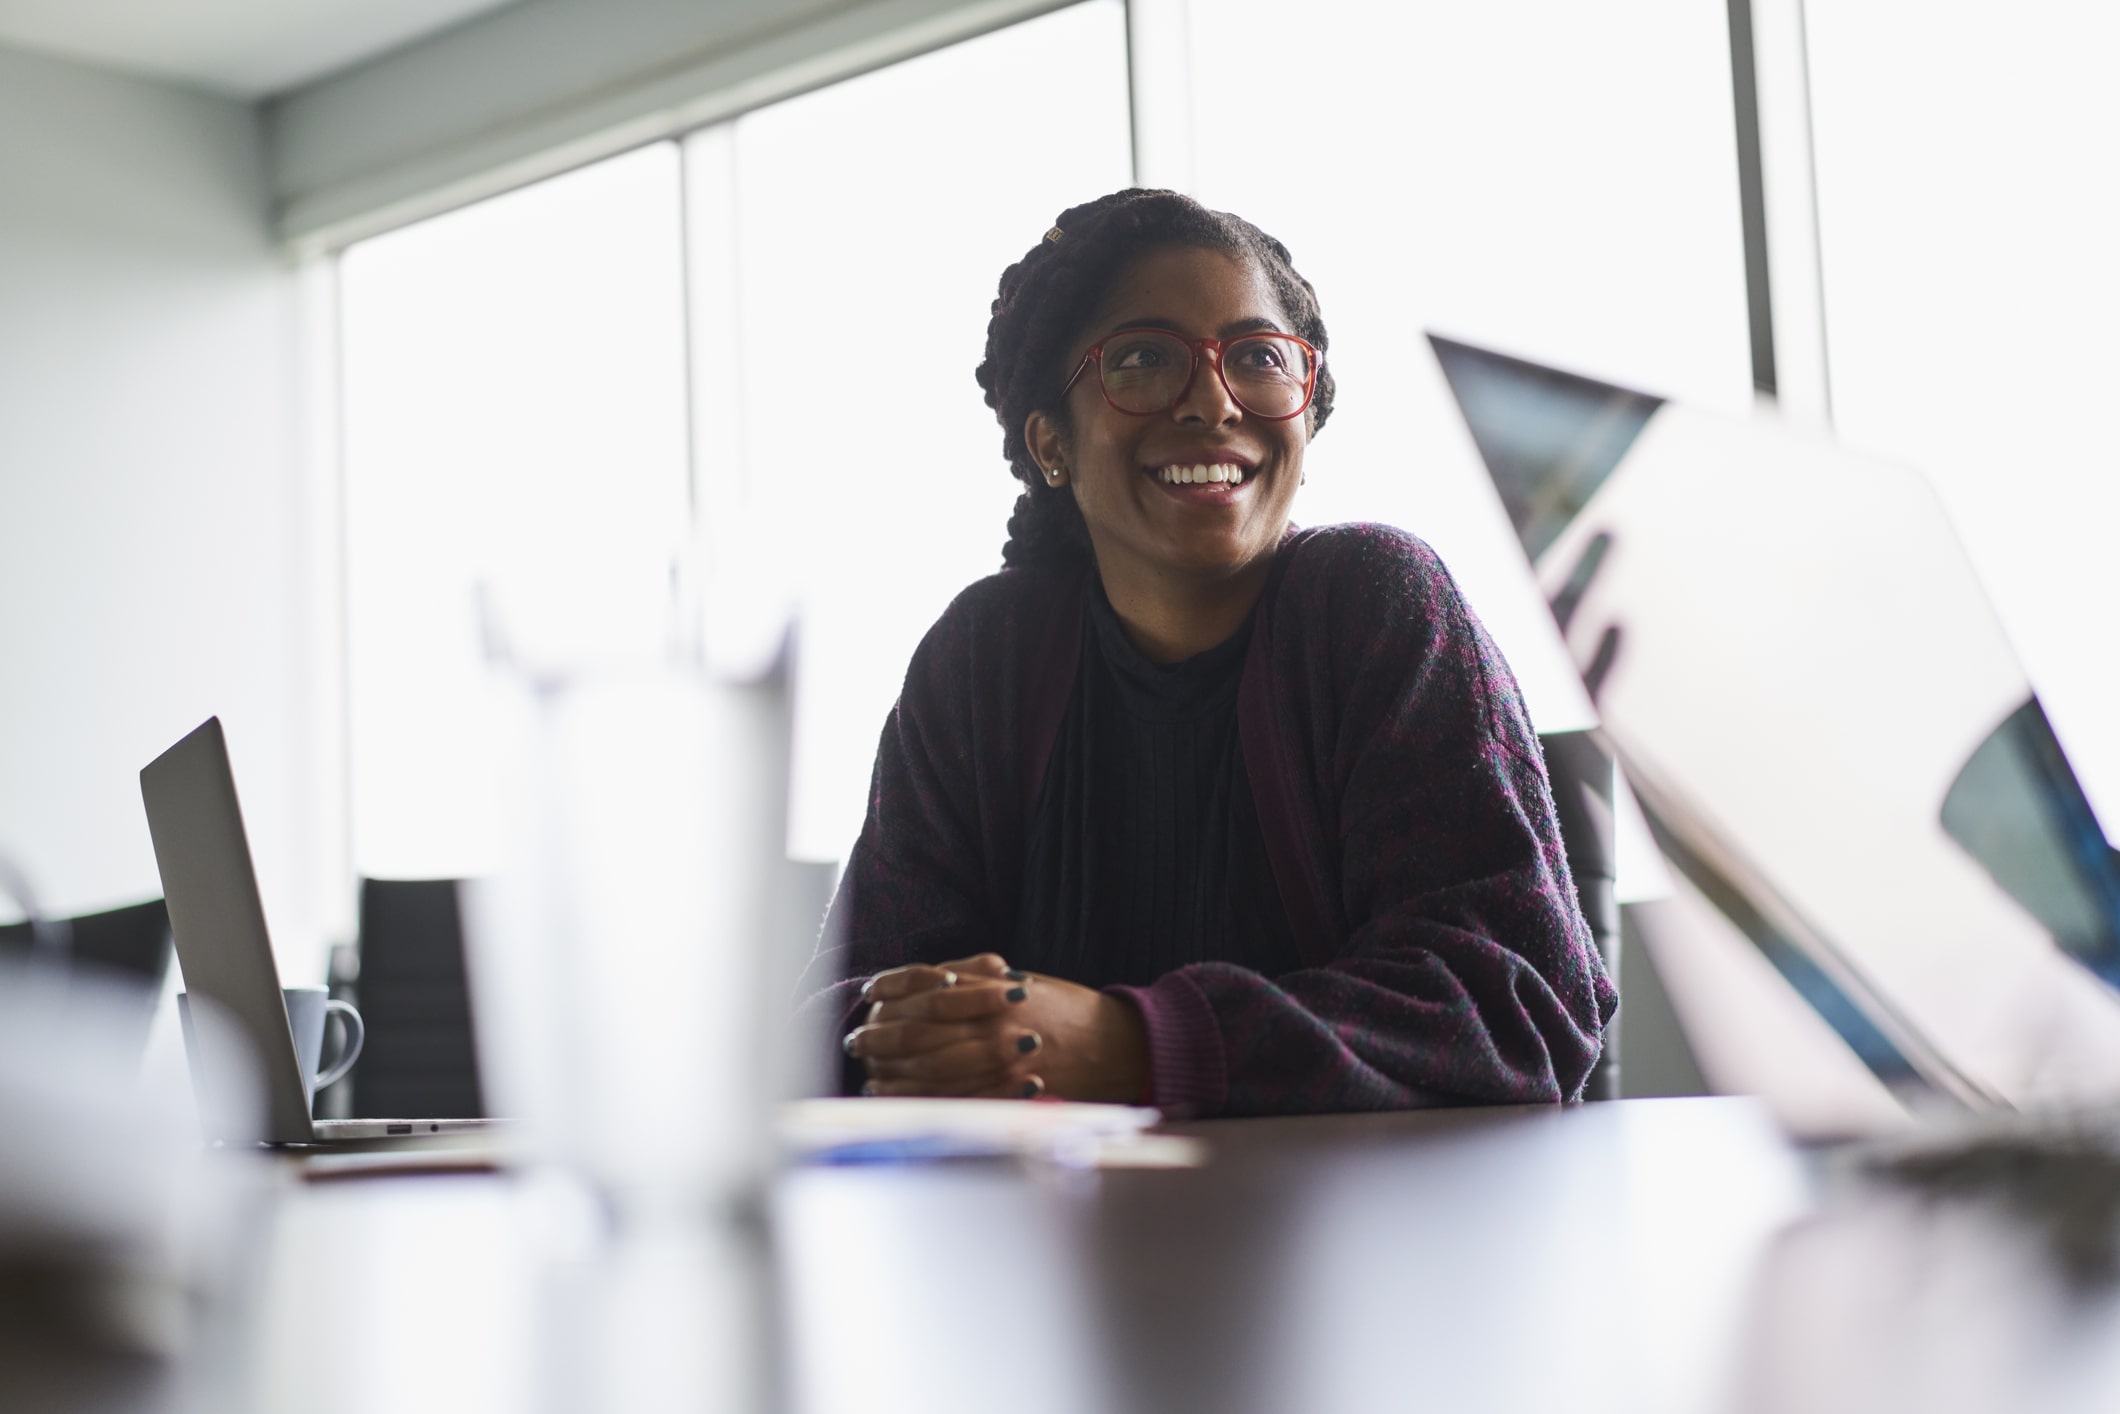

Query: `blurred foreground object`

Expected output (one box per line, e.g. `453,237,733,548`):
1877,1119,2120,1291
1439,335,2120,1132
1741,1115,2120,1414
464,658,826,1199
462,549,830,1412
0,954,244,1409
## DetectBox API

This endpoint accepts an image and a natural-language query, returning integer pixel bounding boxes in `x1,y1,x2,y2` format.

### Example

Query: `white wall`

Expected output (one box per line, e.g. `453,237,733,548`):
0,44,327,977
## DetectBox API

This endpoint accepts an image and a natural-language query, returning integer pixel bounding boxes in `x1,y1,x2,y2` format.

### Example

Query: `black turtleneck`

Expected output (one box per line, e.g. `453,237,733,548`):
1009,581,1301,987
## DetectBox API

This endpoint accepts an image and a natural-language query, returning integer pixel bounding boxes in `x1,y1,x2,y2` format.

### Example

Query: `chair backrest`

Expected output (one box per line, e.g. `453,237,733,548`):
348,878,485,1119
0,896,171,981
1539,731,1620,1100
0,897,173,1056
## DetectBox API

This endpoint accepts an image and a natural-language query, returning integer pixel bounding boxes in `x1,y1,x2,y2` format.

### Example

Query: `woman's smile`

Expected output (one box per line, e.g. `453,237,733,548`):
1150,457,1253,488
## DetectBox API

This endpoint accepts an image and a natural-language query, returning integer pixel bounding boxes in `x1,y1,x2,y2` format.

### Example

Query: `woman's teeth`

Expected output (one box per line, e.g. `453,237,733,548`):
1159,463,1246,486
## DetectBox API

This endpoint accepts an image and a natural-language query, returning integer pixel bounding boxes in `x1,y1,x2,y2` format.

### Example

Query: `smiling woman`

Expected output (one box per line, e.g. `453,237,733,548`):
805,189,1617,1117
1023,246,1313,660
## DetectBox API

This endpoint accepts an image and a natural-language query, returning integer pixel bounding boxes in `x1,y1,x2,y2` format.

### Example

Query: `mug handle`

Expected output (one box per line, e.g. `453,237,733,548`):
315,1000,366,1092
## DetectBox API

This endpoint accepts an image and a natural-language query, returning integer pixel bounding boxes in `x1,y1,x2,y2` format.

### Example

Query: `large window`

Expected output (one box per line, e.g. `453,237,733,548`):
1806,3,2120,840
340,144,689,880
341,0,1774,879
340,2,1130,875
1136,0,1752,739
708,1,1131,861
342,1,1767,877
337,2,1767,872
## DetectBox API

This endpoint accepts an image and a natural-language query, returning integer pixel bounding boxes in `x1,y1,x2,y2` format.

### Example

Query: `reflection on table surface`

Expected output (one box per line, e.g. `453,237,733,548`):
24,1097,2120,1414
785,1098,1805,1414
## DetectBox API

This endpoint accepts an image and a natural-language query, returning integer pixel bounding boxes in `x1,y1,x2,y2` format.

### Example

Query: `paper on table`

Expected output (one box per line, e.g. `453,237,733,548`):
780,1097,1166,1166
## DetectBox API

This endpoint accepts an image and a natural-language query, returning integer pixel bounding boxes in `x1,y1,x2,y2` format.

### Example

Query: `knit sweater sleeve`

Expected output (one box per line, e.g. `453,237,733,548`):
1110,526,1617,1115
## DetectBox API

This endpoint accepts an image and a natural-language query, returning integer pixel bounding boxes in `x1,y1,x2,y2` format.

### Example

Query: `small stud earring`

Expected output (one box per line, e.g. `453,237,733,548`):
1049,465,1065,484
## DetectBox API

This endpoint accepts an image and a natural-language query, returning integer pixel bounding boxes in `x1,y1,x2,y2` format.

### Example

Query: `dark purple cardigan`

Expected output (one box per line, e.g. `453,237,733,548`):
806,523,1617,1116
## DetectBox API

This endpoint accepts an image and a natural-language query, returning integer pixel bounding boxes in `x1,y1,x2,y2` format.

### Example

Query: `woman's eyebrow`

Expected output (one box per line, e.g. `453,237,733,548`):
1101,314,1290,338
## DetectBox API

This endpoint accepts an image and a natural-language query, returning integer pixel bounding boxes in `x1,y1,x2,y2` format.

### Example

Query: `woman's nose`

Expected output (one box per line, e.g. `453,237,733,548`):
1173,347,1241,425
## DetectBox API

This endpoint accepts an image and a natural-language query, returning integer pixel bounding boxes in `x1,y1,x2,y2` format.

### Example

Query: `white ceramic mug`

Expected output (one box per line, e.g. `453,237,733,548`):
178,985,364,1111
282,985,364,1104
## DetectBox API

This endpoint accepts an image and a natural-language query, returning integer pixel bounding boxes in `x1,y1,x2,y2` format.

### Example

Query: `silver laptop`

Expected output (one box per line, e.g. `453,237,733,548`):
142,717,499,1146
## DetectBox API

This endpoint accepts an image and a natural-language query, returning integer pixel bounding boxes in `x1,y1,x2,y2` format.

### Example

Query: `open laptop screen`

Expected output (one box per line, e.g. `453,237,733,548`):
1437,336,2120,1111
141,718,317,1143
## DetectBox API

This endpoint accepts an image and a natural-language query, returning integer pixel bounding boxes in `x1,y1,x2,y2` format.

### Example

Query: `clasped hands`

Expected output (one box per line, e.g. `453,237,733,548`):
845,953,1150,1104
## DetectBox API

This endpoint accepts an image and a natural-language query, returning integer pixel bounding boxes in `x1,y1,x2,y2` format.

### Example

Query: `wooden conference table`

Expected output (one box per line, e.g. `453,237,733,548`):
84,1097,2120,1413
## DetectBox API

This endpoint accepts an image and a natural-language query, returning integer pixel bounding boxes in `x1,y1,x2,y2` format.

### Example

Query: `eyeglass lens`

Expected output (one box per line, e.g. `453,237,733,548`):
1101,331,1313,417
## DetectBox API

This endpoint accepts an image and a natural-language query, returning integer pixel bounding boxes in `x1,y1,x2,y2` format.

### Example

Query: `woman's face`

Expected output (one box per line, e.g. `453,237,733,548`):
1027,246,1310,591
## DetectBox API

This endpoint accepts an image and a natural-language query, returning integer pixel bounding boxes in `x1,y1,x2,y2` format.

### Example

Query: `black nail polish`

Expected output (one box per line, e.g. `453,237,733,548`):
1005,969,1027,981
1006,986,1027,1003
1017,1033,1040,1054
1020,1080,1041,1099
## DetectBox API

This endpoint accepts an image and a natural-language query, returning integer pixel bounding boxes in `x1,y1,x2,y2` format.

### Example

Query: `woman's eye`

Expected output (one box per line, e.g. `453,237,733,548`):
1109,342,1170,370
1233,341,1288,371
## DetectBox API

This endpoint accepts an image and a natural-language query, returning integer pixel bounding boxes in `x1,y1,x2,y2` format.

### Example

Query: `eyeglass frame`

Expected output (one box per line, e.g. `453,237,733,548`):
1058,326,1324,422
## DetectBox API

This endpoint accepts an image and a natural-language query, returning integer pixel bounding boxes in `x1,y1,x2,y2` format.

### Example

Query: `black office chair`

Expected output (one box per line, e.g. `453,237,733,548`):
1540,731,1621,1100
0,896,170,979
0,896,173,1054
343,878,486,1119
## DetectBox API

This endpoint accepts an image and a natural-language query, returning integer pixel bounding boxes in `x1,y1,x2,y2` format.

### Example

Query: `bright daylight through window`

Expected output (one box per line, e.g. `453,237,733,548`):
338,1,1129,877
338,0,1756,879
1805,2,2120,840
340,145,689,880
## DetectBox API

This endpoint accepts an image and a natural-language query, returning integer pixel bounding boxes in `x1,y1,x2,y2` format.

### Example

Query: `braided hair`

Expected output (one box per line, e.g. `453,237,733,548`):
975,189,1337,568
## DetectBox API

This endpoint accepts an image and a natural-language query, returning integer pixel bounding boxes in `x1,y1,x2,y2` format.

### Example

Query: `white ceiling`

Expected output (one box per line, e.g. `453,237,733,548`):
0,0,524,99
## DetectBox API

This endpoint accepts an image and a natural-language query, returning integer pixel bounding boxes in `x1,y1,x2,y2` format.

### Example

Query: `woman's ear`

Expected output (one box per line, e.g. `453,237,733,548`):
1024,411,1068,487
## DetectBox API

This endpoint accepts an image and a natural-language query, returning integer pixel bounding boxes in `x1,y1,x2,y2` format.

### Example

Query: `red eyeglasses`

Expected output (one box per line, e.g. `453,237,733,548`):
1061,327,1323,421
